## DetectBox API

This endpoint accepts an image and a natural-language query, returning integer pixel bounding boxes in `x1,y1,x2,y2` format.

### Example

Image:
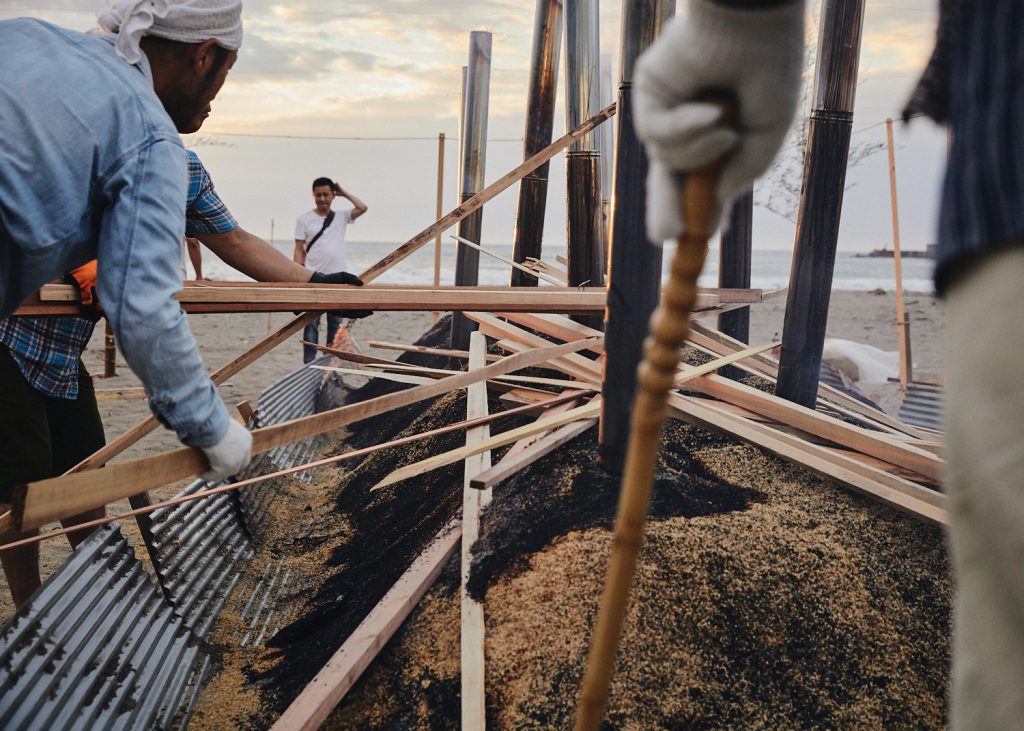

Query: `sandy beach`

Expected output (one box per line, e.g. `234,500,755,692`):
1,289,943,619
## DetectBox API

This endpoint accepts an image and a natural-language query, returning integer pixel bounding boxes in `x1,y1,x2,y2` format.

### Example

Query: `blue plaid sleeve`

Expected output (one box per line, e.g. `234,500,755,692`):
185,150,238,236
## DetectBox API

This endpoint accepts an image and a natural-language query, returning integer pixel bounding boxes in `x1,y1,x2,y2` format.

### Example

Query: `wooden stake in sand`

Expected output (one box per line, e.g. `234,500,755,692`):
461,332,490,730
575,100,730,730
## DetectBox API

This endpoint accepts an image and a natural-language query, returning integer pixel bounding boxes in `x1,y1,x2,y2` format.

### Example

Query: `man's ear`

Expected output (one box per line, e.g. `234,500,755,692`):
192,38,222,74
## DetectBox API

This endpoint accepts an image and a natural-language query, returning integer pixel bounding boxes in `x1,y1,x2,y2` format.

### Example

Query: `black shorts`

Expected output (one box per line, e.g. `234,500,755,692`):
0,345,105,503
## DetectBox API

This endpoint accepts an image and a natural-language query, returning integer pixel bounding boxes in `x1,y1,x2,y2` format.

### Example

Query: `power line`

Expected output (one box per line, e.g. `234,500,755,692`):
190,131,523,142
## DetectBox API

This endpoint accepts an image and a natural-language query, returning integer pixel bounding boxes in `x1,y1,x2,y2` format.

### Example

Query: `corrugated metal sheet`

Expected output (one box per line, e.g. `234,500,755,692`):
0,356,342,729
898,381,944,432
0,525,205,731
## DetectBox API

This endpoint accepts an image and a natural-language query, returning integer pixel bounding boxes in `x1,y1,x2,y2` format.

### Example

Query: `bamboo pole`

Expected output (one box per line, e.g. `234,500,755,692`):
886,118,912,390
433,132,446,325
103,319,116,378
574,102,728,730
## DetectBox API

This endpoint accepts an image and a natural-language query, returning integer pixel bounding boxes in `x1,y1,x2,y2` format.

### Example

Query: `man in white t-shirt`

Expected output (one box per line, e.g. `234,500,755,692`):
294,176,369,362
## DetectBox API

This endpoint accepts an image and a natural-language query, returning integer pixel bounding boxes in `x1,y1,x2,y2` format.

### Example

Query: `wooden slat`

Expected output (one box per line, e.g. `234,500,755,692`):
371,401,603,491
469,417,597,491
461,332,490,730
357,103,616,284
66,312,318,473
13,337,601,530
364,340,500,362
270,519,462,731
452,234,566,287
667,394,948,524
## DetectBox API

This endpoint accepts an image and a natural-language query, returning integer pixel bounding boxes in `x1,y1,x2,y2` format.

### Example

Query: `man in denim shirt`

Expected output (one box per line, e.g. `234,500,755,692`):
0,7,253,489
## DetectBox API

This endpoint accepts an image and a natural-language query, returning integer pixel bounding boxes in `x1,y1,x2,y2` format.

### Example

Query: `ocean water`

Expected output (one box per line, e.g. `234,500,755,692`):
200,240,937,294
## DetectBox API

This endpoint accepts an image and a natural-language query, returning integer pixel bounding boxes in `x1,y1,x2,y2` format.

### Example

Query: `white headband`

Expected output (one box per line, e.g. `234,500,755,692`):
97,0,243,65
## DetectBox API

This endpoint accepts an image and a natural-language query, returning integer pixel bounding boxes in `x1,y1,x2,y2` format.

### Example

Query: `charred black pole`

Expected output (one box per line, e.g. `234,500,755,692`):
565,0,604,328
776,0,865,407
511,0,563,287
451,31,492,350
597,0,673,475
717,188,753,379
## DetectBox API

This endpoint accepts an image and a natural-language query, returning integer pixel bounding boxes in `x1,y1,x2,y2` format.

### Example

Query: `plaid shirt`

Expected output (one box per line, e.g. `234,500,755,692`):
0,150,237,399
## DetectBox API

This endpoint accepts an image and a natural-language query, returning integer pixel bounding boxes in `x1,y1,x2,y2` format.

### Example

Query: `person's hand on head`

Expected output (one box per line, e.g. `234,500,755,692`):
633,0,805,242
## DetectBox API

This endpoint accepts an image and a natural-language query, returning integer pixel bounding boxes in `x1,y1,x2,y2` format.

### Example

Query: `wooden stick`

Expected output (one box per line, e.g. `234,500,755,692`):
433,132,446,325
461,332,490,730
885,118,911,391
269,519,462,731
667,393,947,524
357,103,617,285
469,417,596,491
371,400,603,491
575,104,726,729
13,337,602,530
451,234,566,286
0,391,583,552
66,312,319,474
364,340,500,362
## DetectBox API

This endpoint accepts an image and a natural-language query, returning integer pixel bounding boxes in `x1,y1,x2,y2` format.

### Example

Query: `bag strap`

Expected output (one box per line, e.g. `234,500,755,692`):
304,210,336,254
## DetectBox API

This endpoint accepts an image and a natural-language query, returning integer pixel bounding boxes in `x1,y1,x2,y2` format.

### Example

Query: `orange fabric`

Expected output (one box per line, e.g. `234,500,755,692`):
67,260,98,305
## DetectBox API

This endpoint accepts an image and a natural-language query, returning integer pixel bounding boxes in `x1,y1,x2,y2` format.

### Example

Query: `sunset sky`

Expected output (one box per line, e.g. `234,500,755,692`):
2,1,945,258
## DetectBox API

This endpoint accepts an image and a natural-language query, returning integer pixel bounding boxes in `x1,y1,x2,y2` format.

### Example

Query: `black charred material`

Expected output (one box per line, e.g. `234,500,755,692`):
777,0,866,407
718,188,753,380
511,0,563,287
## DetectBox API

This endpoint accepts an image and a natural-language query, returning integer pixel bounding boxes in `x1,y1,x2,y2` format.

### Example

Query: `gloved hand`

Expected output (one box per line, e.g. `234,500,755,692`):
199,420,253,482
308,270,373,318
310,270,363,286
633,0,805,242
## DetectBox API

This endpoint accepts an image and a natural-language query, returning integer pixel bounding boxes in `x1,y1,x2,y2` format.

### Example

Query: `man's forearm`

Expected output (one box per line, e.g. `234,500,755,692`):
199,227,313,282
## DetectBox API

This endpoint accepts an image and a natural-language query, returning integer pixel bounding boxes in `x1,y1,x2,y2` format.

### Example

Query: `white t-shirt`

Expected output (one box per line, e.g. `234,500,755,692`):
294,207,354,274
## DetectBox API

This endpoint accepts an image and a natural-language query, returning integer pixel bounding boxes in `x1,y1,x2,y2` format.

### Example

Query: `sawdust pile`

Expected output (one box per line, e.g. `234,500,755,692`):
332,422,950,728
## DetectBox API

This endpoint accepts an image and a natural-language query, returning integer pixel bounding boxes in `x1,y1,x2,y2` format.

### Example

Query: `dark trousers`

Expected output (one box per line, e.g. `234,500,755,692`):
302,313,346,363
0,346,106,502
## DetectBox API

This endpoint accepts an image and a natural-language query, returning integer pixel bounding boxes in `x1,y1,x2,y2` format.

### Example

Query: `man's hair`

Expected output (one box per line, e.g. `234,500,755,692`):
312,177,335,191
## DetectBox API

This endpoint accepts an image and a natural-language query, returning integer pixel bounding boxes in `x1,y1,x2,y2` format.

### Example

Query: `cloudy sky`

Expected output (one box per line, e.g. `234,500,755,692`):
2,0,944,256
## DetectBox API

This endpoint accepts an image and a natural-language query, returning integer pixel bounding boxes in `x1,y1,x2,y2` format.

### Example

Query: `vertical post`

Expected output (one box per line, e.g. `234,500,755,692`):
511,0,563,287
451,32,492,350
598,0,674,475
103,319,116,378
565,0,605,328
433,132,446,324
268,217,275,335
717,188,754,380
886,118,911,389
598,52,615,249
776,0,866,407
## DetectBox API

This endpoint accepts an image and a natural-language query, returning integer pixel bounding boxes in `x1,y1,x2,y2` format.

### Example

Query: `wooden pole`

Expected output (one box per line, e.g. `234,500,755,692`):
511,0,563,287
717,188,754,381
598,0,674,475
886,118,912,390
564,0,605,329
103,319,116,378
776,0,866,407
575,101,727,729
433,133,445,325
452,31,493,350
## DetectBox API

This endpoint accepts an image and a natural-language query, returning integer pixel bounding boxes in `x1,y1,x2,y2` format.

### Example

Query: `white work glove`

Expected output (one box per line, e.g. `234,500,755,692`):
633,0,805,242
199,419,253,482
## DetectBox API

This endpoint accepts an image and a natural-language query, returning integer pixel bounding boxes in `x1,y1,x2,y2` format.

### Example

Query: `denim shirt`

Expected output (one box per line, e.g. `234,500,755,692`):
0,19,229,447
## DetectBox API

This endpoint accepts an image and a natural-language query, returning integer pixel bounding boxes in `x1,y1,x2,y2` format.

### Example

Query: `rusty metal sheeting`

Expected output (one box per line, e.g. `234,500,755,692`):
0,525,206,731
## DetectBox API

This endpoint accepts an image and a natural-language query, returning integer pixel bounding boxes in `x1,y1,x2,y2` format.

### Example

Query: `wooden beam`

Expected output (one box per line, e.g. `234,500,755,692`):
371,400,602,491
13,337,602,530
667,393,947,525
461,333,490,730
452,234,566,287
469,417,596,490
364,340,500,362
270,519,462,731
357,102,617,285
66,312,319,473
